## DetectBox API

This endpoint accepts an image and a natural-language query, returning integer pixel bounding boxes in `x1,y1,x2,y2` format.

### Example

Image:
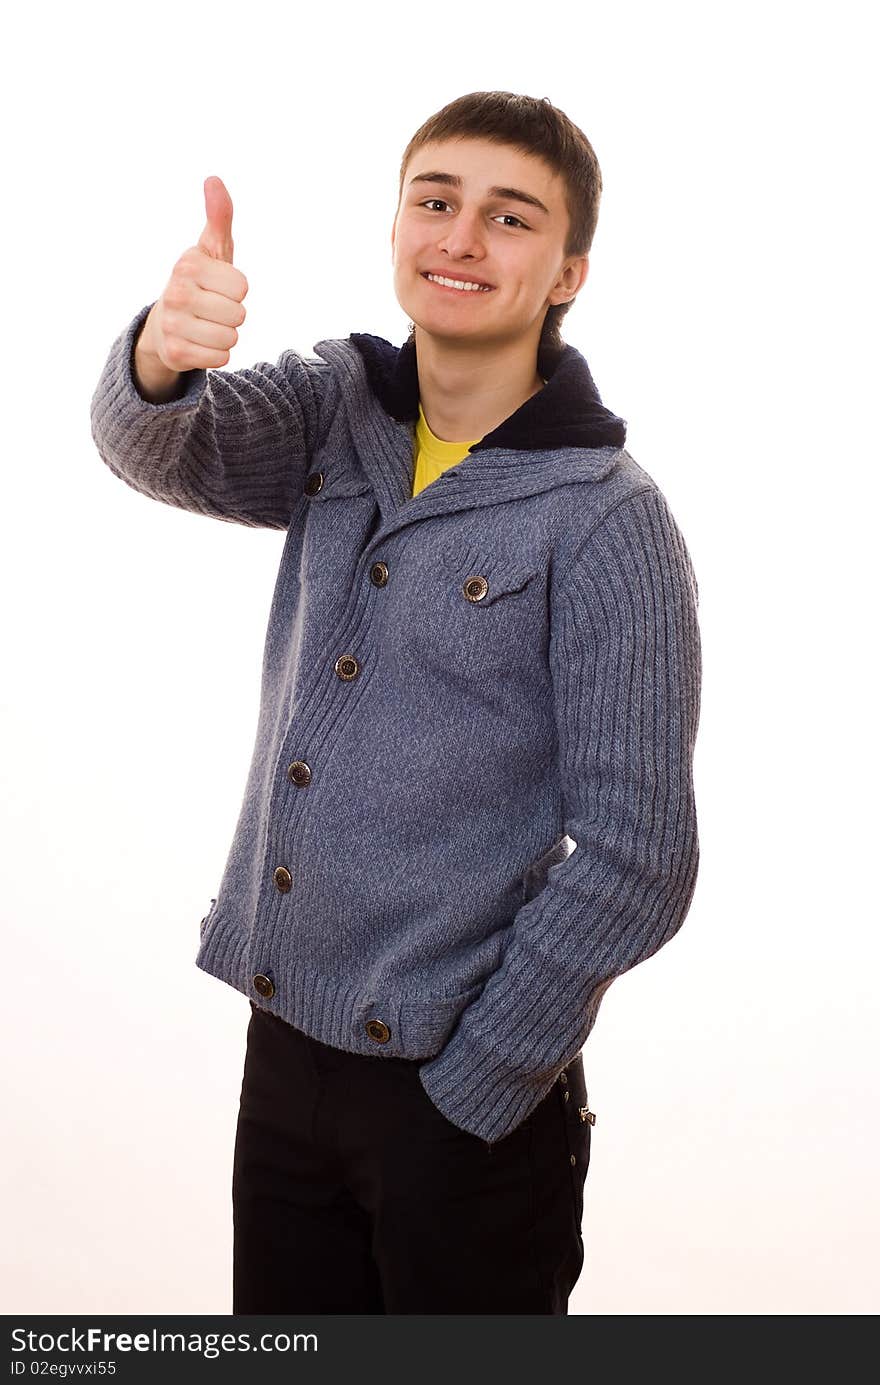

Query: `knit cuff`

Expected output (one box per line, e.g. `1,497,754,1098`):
417,938,606,1146
120,302,209,413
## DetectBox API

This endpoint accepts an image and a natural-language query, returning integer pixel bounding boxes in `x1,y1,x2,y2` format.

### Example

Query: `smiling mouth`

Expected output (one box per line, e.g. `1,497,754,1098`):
422,272,494,294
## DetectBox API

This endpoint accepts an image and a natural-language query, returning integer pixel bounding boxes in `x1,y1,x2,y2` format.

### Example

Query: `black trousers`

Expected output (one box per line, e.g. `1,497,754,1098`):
232,1000,591,1314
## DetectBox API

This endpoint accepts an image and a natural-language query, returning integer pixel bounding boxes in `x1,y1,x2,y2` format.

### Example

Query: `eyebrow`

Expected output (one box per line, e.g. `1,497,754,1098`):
408,171,550,217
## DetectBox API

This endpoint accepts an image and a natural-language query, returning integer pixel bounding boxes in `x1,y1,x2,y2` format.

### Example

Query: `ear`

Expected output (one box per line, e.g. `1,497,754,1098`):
549,253,589,306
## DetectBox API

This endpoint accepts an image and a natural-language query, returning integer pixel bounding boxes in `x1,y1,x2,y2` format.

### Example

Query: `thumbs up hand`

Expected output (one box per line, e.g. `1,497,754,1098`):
137,176,250,377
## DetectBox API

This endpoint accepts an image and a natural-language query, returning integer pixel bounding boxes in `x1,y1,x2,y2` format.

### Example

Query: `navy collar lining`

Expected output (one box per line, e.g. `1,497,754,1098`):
348,331,627,452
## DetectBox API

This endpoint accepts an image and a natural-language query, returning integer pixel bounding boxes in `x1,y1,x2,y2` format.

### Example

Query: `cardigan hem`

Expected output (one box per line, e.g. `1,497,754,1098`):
194,913,486,1061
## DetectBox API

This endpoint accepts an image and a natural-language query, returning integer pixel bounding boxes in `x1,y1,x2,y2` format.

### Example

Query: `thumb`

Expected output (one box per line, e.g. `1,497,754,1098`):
198,175,235,262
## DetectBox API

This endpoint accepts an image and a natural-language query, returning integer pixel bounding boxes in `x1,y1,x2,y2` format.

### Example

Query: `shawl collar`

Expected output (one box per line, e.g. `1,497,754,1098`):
346,331,627,451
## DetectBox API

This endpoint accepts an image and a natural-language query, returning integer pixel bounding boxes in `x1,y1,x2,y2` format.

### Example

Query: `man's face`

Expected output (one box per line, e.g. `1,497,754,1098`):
391,136,588,350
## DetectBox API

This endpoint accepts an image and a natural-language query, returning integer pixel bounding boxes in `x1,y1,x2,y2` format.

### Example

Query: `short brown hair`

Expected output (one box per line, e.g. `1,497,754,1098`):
398,90,603,352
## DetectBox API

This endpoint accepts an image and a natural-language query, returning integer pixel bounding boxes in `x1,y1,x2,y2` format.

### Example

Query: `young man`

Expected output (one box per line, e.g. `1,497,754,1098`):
90,91,702,1315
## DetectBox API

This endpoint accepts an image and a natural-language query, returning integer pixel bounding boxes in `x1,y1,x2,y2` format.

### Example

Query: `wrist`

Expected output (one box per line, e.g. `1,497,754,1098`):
133,310,181,402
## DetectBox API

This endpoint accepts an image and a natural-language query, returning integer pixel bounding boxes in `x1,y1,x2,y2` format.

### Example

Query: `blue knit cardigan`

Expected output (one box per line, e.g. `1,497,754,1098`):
90,302,702,1146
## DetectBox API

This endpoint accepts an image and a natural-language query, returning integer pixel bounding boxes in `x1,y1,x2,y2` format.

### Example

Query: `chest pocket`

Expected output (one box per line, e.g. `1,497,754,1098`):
457,562,539,606
439,542,541,599
428,546,547,677
304,469,373,501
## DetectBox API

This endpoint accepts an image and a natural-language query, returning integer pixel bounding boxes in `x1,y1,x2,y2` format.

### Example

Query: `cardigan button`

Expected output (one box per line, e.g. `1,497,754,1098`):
303,472,324,496
286,760,312,787
462,574,489,602
273,866,292,892
365,1019,391,1044
370,561,389,587
253,974,275,999
335,653,359,680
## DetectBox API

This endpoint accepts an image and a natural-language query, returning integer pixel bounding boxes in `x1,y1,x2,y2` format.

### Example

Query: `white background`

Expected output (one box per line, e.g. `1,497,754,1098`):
2,0,876,1316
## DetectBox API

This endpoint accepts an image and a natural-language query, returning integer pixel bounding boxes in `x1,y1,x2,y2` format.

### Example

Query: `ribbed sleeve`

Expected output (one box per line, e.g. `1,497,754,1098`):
89,302,333,529
418,487,702,1144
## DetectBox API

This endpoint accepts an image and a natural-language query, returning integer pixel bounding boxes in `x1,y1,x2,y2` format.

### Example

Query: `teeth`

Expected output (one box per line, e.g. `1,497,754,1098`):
426,273,492,292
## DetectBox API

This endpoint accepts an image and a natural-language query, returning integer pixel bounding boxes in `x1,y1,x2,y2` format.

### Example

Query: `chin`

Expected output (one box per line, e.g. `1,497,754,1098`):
414,320,496,349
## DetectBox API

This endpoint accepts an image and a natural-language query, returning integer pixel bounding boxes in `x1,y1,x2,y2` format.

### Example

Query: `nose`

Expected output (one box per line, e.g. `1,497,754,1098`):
436,205,487,263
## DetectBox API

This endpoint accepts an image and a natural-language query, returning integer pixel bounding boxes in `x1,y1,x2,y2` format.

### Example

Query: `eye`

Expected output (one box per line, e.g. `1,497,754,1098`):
417,199,529,229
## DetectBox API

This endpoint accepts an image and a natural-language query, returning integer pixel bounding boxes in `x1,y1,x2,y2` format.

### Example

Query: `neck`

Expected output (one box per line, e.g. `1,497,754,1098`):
413,324,546,443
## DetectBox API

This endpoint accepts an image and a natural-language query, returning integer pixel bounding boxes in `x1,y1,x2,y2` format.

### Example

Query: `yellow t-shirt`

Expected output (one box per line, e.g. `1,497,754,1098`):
412,403,481,498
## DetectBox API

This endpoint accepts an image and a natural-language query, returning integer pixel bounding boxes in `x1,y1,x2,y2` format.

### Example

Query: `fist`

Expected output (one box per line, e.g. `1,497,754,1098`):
140,176,250,372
